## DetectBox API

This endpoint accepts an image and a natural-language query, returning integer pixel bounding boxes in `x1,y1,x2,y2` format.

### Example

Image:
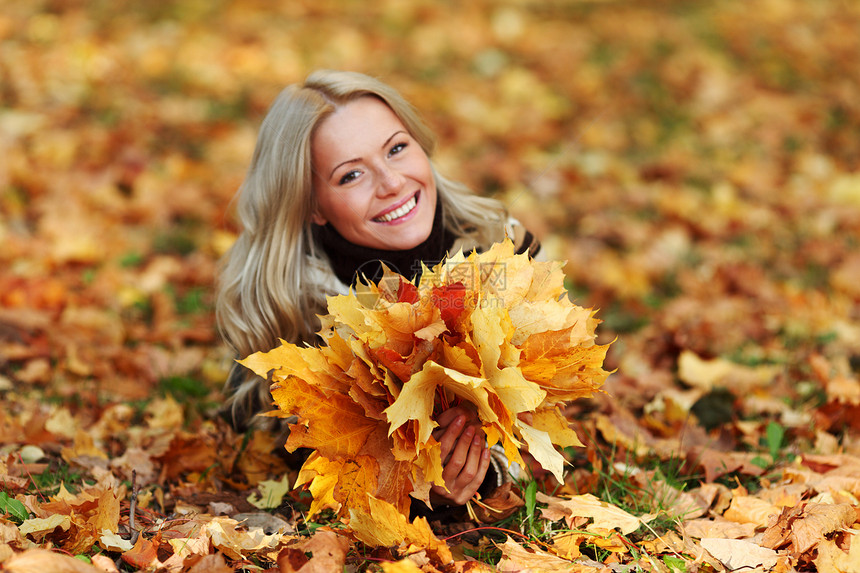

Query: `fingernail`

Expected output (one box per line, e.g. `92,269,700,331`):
473,432,483,446
455,415,465,427
464,426,474,438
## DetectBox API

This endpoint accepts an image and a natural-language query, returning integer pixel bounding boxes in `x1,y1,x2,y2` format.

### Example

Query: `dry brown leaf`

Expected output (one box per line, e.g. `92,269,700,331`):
700,537,781,570
144,395,184,429
695,448,766,482
762,502,859,555
537,491,643,535
495,536,583,572
186,554,234,573
723,494,782,528
0,521,27,549
166,530,210,562
277,547,312,573
792,504,857,553
678,350,778,391
121,535,161,570
61,430,109,466
93,488,120,534
549,530,584,560
470,481,524,523
278,530,350,573
91,554,121,573
814,532,860,573
3,548,102,573
682,516,757,540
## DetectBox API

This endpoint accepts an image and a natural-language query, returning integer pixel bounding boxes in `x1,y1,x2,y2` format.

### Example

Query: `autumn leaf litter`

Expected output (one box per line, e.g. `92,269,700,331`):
2,1,860,572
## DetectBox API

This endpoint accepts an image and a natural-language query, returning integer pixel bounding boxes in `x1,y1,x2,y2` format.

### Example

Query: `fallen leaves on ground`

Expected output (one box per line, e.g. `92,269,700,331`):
2,0,860,571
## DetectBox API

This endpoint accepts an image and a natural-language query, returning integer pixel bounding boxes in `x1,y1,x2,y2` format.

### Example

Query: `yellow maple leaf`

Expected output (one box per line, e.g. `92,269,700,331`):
93,488,120,534
385,361,498,445
18,514,72,540
469,304,545,412
333,455,380,515
349,496,453,564
270,377,381,457
530,407,584,449
246,475,291,510
296,453,342,516
413,439,445,488
296,429,413,519
517,422,566,482
508,301,584,346
440,340,482,377
492,367,545,415
325,294,370,337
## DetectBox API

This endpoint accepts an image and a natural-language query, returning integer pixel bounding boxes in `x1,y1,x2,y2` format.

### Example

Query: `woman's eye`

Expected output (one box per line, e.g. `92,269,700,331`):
388,142,407,156
339,170,360,185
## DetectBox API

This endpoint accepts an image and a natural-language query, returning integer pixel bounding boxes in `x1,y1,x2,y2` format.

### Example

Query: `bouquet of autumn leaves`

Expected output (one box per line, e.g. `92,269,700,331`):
239,240,611,546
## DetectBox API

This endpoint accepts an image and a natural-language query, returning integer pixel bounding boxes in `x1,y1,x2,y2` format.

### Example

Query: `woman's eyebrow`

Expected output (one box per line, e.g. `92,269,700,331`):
329,158,359,179
381,130,407,150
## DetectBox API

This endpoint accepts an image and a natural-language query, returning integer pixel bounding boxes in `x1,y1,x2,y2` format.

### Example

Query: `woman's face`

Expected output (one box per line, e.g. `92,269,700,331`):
311,96,438,251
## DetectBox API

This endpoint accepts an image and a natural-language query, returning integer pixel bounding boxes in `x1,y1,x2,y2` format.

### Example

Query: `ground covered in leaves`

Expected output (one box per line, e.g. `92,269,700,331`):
2,0,860,571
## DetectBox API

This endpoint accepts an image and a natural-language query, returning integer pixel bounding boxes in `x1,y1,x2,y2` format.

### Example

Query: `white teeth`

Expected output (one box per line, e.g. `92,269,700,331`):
375,196,417,222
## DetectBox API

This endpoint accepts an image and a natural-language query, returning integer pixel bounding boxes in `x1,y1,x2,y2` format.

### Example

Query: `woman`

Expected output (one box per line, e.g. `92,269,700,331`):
216,70,540,508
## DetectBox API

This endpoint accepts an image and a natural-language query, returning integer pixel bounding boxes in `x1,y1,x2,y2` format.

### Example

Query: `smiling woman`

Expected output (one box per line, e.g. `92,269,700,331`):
215,69,541,513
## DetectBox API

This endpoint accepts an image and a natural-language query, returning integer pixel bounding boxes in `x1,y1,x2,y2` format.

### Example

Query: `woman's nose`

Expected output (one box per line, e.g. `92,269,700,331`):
377,165,405,195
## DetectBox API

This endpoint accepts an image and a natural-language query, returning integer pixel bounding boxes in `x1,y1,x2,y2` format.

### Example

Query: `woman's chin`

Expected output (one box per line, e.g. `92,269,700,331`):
370,219,434,251
383,234,430,251
380,228,432,251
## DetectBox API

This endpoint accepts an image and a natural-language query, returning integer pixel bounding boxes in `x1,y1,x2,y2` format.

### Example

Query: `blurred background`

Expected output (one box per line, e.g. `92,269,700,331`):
2,0,859,446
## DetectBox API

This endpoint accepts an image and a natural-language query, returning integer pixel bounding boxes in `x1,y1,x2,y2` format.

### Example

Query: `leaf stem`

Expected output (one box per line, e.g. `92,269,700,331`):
442,526,530,542
17,453,48,503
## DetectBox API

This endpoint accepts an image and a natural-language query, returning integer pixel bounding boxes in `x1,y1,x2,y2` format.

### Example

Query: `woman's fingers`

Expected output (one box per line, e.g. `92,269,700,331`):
433,414,465,462
443,425,475,474
476,443,491,486
428,406,491,506
458,428,488,485
435,406,468,429
454,445,491,504
431,425,491,505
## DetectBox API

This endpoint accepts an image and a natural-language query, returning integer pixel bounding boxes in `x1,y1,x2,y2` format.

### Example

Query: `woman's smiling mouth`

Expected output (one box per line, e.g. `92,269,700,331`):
373,192,418,223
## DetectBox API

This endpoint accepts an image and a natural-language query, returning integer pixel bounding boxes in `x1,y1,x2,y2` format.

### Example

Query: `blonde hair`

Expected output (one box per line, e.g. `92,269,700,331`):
216,70,507,427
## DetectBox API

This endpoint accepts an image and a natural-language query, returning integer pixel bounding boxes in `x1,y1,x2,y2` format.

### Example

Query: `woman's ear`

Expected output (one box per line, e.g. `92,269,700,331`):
310,208,327,226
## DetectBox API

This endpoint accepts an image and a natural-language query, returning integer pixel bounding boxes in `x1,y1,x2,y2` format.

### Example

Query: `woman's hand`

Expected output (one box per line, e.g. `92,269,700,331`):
429,406,491,506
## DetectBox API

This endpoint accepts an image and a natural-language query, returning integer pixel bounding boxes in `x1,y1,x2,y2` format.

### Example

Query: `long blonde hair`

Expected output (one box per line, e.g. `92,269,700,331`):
216,70,507,425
